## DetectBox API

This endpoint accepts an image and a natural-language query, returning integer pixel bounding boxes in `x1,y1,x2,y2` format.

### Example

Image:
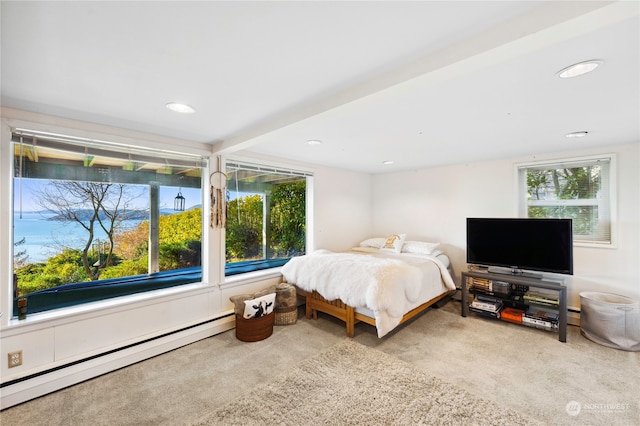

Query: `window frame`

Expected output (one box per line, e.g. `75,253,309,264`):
9,128,209,316
516,153,617,248
221,157,313,282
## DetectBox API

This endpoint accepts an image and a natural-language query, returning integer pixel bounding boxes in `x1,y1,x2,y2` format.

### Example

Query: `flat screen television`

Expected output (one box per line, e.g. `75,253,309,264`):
466,218,573,277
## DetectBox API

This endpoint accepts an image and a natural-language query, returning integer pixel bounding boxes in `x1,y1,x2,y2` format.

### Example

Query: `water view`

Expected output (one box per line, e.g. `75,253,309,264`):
13,211,142,263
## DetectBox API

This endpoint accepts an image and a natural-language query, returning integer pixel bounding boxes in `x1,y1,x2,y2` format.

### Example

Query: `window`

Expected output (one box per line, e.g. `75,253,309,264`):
518,155,615,245
12,129,206,315
224,161,310,276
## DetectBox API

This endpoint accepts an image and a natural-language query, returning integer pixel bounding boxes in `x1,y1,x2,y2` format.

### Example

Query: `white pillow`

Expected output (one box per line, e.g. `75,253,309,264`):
359,237,386,248
402,240,440,255
351,246,381,254
243,293,276,319
430,249,444,258
380,233,406,254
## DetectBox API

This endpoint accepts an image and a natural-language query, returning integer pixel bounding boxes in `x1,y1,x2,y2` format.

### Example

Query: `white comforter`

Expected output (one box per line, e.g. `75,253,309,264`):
281,249,456,337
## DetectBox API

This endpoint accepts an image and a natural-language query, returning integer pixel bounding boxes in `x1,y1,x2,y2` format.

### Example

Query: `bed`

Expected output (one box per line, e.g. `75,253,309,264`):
281,239,456,337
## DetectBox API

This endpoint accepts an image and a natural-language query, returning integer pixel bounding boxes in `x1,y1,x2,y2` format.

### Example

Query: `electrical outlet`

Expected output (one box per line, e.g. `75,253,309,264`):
8,350,23,368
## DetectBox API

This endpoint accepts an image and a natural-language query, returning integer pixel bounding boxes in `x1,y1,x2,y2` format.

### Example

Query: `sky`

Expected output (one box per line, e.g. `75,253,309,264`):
13,178,203,212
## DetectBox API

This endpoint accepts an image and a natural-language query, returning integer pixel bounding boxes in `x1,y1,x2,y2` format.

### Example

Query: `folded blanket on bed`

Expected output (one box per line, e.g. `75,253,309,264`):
281,249,452,337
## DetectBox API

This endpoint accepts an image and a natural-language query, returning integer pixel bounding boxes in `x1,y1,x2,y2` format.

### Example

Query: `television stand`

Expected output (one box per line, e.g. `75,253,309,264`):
487,267,542,280
461,270,567,342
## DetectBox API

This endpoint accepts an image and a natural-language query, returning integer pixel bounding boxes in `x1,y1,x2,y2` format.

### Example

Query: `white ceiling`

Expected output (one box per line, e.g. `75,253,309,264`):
1,1,638,174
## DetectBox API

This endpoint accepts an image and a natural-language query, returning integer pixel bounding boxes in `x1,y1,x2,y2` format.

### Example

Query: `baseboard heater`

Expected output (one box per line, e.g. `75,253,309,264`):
1,312,234,409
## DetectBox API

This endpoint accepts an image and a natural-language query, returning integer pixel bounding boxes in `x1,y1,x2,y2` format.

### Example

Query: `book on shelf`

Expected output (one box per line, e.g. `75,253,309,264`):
471,283,490,292
524,290,559,306
471,299,503,313
522,316,558,330
525,309,559,322
469,306,501,319
470,277,491,290
469,278,511,296
523,309,558,330
476,294,502,304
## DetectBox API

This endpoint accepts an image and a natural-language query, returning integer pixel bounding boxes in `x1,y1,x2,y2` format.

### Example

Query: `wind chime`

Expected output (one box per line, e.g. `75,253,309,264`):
209,158,227,229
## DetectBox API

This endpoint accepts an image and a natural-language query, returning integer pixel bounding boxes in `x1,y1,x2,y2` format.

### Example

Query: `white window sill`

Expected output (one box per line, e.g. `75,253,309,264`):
2,282,213,333
574,241,616,249
222,267,283,289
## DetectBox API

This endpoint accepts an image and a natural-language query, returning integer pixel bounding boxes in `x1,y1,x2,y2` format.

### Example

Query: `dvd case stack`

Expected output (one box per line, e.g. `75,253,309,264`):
462,271,566,342
470,277,492,292
466,275,561,333
469,277,511,297
523,309,559,330
523,290,559,307
469,295,503,319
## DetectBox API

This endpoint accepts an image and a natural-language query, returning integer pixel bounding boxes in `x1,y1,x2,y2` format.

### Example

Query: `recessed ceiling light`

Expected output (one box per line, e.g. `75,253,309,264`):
306,139,323,145
565,131,589,138
557,60,602,78
166,102,195,113
382,160,394,165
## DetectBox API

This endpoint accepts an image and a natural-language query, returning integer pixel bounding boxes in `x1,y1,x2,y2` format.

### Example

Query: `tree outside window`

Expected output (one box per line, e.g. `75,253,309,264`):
225,162,308,274
521,156,613,244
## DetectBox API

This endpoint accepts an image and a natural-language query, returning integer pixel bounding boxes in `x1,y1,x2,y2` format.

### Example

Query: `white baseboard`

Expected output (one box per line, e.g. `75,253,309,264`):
1,315,235,410
568,308,581,327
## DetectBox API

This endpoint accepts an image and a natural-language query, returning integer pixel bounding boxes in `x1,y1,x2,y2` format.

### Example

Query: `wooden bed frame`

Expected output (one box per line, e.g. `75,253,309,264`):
303,289,455,337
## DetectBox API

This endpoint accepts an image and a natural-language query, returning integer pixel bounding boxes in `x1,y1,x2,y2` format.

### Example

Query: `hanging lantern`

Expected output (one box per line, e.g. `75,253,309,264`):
174,190,185,211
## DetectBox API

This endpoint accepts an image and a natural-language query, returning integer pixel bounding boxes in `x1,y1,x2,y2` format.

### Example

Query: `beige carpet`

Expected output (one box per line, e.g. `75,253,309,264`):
190,340,540,426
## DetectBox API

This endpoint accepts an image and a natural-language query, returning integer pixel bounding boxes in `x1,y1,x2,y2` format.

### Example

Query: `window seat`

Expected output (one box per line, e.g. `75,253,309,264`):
14,259,291,316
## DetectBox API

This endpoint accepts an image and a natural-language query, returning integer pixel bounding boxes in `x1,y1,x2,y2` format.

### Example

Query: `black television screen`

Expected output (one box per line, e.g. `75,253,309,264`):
466,218,573,276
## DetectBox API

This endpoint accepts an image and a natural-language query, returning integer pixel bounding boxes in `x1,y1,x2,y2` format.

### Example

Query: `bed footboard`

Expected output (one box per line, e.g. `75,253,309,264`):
303,289,455,337
305,291,357,337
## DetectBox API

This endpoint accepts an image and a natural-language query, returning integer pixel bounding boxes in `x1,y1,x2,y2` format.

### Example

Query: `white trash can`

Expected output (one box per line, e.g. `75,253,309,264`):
580,292,640,352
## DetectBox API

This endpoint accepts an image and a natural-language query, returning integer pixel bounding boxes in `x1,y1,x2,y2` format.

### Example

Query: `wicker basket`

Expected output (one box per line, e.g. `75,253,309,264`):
275,283,298,326
275,305,298,326
235,312,274,342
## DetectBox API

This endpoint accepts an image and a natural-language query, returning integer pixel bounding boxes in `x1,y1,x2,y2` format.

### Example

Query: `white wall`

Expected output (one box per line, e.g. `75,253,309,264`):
312,166,372,251
371,142,640,311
